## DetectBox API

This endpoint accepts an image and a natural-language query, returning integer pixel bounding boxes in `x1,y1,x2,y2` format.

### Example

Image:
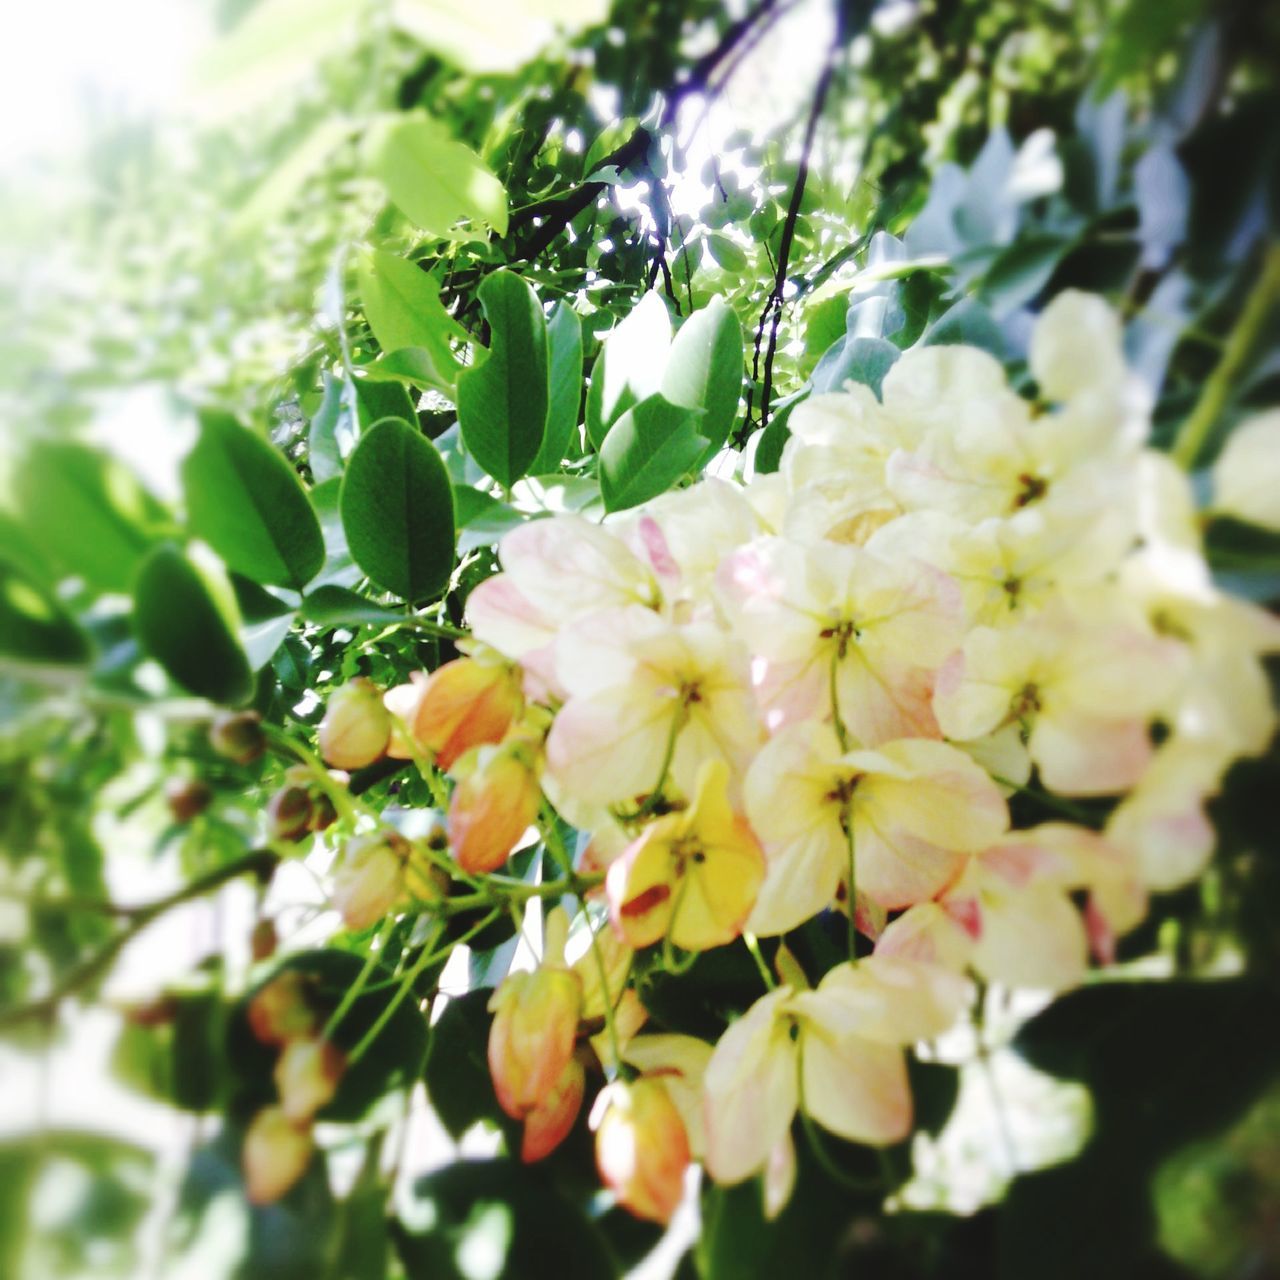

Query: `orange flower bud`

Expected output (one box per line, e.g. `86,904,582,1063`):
319,678,390,770
209,711,266,765
331,833,410,930
243,1106,312,1204
521,1054,586,1163
275,1038,345,1124
247,972,318,1046
250,919,278,962
390,657,523,770
594,1078,691,1224
448,744,541,874
487,966,582,1119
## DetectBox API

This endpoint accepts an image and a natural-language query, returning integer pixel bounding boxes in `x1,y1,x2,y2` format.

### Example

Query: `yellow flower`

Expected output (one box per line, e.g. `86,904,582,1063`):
606,759,765,952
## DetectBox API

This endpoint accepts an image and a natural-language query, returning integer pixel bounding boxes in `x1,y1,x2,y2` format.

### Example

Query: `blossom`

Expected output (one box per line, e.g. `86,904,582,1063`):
620,1033,713,1157
275,1038,345,1123
447,738,542,874
703,956,965,1183
716,535,960,743
546,616,761,813
330,831,445,929
521,1054,586,1163
933,612,1181,795
243,1106,312,1205
605,759,765,951
744,723,1008,931
1210,408,1280,531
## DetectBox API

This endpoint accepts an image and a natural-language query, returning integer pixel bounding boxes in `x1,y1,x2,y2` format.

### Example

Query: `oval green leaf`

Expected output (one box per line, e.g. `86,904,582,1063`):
0,559,91,667
133,544,254,705
182,411,324,590
660,295,744,456
339,417,456,603
599,393,708,513
456,270,549,487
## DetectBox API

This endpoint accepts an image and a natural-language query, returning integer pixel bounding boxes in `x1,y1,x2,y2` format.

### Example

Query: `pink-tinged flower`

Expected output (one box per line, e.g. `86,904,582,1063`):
744,723,1008,932
275,1038,345,1124
933,613,1181,795
466,514,663,672
487,934,583,1120
606,759,765,952
546,616,761,814
448,740,541,874
715,536,960,744
521,1054,586,1163
318,678,391,770
594,1077,692,1224
243,1106,312,1204
384,655,523,770
330,832,445,930
703,957,963,1184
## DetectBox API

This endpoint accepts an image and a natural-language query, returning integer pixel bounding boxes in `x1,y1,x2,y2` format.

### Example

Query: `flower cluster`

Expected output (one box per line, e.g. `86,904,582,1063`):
313,291,1278,1218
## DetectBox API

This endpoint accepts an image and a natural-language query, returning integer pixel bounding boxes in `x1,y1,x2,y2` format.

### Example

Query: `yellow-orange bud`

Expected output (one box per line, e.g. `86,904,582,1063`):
275,1037,345,1124
448,744,541,874
319,678,391,770
594,1078,691,1224
487,966,582,1119
331,833,409,930
388,657,523,770
243,1106,312,1205
521,1053,586,1163
247,972,318,1046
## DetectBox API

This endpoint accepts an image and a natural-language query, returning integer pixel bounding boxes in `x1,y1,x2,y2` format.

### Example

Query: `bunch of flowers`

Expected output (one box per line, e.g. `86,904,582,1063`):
303,291,1278,1220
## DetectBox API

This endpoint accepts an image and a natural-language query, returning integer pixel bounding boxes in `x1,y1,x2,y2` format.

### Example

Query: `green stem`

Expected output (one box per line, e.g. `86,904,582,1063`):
829,649,849,751
844,816,857,961
743,932,776,991
0,850,278,1030
266,726,365,825
1171,242,1280,469
323,918,396,1041
991,775,1096,824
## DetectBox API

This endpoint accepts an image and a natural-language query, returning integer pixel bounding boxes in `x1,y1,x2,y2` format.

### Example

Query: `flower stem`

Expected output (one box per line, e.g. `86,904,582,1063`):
744,932,776,991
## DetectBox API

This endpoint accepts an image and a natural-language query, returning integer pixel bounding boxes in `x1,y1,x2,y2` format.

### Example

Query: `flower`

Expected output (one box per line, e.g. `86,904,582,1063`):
702,956,965,1183
275,1037,345,1123
448,738,542,874
330,831,445,930
605,759,765,952
1209,409,1280,531
744,723,1008,932
242,1106,312,1204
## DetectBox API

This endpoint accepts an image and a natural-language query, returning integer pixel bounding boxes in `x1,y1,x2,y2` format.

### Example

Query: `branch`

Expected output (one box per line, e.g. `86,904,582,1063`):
1170,241,1280,469
0,849,279,1031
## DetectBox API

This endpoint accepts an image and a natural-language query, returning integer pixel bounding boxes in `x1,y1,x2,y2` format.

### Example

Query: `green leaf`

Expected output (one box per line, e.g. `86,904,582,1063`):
422,989,503,1140
301,584,404,627
705,232,748,272
356,248,467,386
530,301,584,474
367,113,508,240
456,270,549,486
0,559,91,667
981,233,1071,315
660,296,744,456
340,417,456,602
599,394,707,513
308,372,348,483
585,292,671,449
182,410,324,590
132,544,254,705
354,376,418,430
357,347,455,393
812,334,900,398
14,442,170,593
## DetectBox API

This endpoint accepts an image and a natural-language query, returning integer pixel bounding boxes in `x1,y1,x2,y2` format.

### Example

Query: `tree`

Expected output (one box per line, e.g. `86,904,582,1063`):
3,0,1280,1276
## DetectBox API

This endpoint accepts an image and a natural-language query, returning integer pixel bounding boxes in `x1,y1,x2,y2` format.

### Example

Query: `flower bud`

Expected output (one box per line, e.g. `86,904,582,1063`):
247,972,318,1046
521,1054,585,1163
594,1078,691,1224
243,1106,312,1204
275,1038,345,1124
448,744,541,874
387,657,523,769
487,965,582,1119
210,711,266,765
266,783,314,842
319,678,391,770
165,778,212,823
250,919,278,962
331,832,410,930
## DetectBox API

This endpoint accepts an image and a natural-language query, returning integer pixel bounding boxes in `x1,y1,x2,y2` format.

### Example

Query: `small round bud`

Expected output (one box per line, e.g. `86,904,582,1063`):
250,919,278,962
247,972,318,1046
165,778,213,823
243,1106,312,1205
266,784,314,842
275,1038,345,1124
319,678,391,770
595,1078,691,1224
209,711,266,765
